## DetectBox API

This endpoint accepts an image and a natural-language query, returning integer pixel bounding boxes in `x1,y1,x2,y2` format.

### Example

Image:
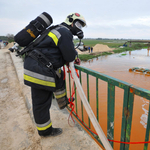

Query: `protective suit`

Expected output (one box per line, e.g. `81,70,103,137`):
24,13,86,136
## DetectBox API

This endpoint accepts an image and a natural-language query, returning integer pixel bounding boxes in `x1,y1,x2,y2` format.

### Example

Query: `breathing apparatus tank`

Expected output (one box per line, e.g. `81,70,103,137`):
14,12,53,47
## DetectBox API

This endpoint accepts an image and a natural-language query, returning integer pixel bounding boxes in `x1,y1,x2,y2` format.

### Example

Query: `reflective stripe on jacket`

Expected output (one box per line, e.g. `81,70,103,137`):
48,29,61,46
24,24,77,91
24,69,56,87
36,24,77,69
24,56,56,91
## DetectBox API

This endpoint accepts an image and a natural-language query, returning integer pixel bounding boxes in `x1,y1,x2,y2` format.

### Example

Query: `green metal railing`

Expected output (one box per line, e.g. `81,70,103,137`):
66,65,150,150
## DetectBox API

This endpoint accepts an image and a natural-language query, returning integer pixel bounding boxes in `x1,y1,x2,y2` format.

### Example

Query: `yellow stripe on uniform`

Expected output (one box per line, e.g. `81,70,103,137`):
75,56,78,60
59,68,61,74
24,74,56,87
36,122,52,131
55,92,66,99
48,32,58,46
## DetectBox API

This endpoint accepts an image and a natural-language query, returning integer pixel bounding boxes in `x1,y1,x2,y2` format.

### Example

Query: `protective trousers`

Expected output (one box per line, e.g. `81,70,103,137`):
31,87,53,136
31,69,68,136
54,69,68,109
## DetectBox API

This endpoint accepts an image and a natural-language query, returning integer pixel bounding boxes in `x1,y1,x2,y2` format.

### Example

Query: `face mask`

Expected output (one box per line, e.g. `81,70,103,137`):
75,21,83,30
70,21,84,39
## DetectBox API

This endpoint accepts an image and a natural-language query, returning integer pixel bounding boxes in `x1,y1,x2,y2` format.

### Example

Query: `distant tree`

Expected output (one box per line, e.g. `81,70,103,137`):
6,34,14,43
96,38,103,40
0,36,7,41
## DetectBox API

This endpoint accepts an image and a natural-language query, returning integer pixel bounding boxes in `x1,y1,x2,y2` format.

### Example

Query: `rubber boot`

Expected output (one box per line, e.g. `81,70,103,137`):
43,127,63,137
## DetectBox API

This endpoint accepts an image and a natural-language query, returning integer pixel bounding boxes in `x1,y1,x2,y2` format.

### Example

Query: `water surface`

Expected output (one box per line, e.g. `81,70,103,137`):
81,49,150,150
67,49,150,150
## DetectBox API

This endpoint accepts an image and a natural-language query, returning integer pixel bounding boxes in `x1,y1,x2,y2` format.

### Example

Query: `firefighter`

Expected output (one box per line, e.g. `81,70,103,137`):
24,13,86,137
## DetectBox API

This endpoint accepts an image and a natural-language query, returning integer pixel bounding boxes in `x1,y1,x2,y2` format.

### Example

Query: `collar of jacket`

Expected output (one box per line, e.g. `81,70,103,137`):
60,23,71,31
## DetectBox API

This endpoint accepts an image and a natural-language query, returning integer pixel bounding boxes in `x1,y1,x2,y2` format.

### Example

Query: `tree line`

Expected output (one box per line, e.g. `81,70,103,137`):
0,34,14,43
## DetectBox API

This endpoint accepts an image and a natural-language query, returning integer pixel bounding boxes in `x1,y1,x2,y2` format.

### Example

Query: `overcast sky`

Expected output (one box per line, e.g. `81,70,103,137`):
0,0,150,39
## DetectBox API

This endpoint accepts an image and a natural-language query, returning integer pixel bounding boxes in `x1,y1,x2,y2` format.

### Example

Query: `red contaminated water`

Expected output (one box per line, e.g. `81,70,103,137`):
67,49,150,150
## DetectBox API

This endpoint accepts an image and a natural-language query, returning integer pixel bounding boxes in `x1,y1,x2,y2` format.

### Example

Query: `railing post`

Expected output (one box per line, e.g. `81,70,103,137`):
68,71,72,98
124,88,134,150
107,82,115,148
87,74,91,128
144,101,150,150
79,70,84,122
96,78,99,121
120,86,130,150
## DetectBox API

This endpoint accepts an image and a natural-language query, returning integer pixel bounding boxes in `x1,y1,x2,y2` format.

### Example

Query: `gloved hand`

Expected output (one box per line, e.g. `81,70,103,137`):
74,58,81,65
66,62,69,67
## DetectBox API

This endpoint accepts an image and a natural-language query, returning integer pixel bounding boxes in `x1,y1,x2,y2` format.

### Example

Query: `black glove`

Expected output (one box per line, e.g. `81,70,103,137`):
66,62,69,67
74,58,81,65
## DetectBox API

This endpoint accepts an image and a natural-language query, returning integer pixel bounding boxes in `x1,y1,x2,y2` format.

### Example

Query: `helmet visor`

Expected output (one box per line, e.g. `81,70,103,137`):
75,21,83,30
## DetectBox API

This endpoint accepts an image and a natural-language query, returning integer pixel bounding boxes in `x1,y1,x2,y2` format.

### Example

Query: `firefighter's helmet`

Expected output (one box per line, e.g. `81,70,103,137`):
64,13,86,27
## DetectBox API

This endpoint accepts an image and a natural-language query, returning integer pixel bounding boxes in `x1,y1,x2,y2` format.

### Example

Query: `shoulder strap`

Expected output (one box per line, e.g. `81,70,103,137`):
32,25,59,47
17,25,59,56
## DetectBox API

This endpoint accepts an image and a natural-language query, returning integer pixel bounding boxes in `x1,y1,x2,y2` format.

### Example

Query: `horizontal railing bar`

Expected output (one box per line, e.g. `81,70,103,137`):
75,65,132,88
75,65,150,100
130,85,150,100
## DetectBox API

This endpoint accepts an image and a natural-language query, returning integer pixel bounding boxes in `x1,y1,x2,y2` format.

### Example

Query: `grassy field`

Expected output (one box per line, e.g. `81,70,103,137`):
74,39,149,61
74,39,128,47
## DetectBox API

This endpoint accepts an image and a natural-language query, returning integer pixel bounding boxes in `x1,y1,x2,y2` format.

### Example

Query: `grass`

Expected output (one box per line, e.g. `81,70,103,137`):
121,54,127,56
79,52,112,61
75,39,149,61
74,39,126,48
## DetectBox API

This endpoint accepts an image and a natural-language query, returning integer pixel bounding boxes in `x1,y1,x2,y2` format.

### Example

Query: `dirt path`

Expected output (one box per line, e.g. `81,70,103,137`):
0,48,101,150
0,49,41,150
